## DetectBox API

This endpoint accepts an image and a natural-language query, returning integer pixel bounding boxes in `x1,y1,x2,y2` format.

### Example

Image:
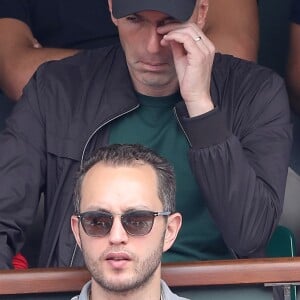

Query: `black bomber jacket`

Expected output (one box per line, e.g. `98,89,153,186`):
0,45,292,268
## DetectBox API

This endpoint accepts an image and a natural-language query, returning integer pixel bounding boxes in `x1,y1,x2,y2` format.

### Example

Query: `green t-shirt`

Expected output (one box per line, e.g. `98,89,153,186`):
109,93,231,261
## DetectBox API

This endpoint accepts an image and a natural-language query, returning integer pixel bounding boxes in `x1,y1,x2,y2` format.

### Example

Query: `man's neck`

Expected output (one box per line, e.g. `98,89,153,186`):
90,276,162,300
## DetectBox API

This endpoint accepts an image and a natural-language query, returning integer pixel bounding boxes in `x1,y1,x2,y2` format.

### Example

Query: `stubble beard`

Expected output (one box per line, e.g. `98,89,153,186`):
83,236,165,295
128,61,178,96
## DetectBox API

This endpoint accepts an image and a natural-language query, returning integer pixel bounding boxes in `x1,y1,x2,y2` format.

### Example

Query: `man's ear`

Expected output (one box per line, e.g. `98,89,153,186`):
163,212,182,252
71,215,82,250
195,0,209,29
108,0,118,26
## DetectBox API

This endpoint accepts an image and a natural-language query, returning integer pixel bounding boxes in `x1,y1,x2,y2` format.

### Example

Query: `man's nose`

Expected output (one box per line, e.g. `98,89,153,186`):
108,217,129,244
146,28,163,54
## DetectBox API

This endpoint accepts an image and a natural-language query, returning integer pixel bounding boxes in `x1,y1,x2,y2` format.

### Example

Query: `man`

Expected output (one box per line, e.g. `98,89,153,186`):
70,144,184,300
0,0,258,101
0,0,259,147
0,0,291,269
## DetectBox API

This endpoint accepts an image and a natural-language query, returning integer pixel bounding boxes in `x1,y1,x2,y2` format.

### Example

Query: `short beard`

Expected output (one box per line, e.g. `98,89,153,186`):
83,235,165,295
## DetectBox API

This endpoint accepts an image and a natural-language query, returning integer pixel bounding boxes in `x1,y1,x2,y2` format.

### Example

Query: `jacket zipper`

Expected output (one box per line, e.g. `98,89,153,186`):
173,107,192,147
69,103,139,267
80,104,140,167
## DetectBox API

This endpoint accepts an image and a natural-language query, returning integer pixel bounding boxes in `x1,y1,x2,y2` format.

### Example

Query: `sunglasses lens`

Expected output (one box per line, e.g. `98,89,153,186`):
122,211,154,235
81,212,112,237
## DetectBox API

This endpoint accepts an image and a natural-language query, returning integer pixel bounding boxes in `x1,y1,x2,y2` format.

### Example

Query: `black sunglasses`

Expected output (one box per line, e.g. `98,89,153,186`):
76,210,171,237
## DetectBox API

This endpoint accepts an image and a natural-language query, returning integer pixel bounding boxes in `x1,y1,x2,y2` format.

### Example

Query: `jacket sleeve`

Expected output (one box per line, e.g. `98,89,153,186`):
0,76,46,269
176,72,292,258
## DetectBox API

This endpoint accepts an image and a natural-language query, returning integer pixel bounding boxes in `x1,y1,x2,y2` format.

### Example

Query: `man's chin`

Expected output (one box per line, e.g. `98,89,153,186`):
140,75,173,89
96,277,143,294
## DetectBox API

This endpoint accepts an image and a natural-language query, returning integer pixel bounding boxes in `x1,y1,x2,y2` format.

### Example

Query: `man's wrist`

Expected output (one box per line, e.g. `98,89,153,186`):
185,96,214,117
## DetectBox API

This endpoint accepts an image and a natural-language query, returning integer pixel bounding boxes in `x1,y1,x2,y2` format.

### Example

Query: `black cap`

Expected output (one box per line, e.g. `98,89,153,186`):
112,0,196,22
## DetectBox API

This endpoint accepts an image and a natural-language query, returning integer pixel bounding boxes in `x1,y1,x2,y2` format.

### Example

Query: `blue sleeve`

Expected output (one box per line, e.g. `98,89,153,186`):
290,0,300,24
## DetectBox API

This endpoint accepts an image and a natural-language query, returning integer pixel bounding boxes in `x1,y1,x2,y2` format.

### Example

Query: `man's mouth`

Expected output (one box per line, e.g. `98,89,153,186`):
105,253,131,269
140,61,167,71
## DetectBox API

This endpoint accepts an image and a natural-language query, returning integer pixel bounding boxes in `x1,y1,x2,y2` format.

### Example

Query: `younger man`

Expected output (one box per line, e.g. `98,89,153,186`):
70,144,185,300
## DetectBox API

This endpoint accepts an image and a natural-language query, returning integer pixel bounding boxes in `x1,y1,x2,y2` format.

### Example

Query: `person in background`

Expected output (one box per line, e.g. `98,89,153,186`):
0,0,291,269
70,144,184,300
203,0,258,62
0,0,259,101
286,0,300,115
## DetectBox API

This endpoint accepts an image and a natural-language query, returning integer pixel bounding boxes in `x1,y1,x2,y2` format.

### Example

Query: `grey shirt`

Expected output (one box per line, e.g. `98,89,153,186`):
71,280,189,300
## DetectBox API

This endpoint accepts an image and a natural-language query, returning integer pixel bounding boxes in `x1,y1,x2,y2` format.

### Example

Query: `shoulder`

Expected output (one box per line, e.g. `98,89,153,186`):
212,53,286,104
211,53,290,127
161,280,190,300
38,44,123,78
213,53,282,84
32,44,125,100
70,281,91,300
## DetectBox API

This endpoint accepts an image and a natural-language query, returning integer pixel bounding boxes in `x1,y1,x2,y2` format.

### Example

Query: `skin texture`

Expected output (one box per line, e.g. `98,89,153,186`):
286,22,300,115
0,0,258,101
203,0,258,61
71,163,182,300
